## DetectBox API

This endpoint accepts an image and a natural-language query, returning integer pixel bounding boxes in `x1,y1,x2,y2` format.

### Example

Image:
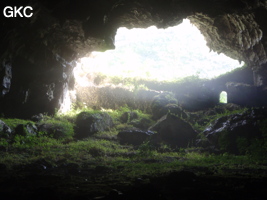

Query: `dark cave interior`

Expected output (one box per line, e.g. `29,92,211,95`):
1,1,267,199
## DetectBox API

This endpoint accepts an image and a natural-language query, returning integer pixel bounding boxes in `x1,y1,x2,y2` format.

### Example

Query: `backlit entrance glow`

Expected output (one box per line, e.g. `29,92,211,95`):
74,19,244,86
59,19,244,113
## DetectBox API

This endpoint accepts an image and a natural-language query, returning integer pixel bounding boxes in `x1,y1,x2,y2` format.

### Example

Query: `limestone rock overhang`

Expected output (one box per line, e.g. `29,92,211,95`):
1,0,267,118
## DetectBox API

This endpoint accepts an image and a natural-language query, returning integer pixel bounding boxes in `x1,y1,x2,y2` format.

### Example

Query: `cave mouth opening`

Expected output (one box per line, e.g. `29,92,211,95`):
60,19,245,113
74,19,244,87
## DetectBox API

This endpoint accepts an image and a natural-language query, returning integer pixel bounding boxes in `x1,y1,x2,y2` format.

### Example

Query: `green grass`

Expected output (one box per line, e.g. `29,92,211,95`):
1,105,267,181
55,107,102,122
0,118,34,129
0,132,266,178
56,105,154,129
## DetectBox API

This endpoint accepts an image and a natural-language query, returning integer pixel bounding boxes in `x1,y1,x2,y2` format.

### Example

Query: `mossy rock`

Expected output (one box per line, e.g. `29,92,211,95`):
129,118,154,130
14,123,38,137
38,120,74,139
151,92,178,119
1,118,34,129
75,112,114,139
0,120,12,139
203,108,267,155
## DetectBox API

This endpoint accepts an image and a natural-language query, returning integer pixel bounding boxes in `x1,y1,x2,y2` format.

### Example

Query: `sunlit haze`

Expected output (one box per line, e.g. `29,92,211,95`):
75,19,244,86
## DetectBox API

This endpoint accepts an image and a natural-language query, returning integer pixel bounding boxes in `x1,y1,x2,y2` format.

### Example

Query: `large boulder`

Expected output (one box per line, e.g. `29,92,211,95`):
117,128,154,145
75,112,114,139
149,113,197,148
202,108,267,154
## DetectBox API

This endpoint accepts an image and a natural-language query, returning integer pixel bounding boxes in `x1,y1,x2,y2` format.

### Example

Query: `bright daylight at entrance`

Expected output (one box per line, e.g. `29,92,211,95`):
74,19,244,86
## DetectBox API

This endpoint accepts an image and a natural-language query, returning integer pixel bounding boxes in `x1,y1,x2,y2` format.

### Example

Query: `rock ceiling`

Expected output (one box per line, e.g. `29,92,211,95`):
1,0,267,117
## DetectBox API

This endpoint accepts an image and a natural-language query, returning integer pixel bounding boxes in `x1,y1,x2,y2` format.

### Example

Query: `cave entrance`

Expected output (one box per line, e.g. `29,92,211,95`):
62,19,244,112
74,19,244,86
219,91,228,104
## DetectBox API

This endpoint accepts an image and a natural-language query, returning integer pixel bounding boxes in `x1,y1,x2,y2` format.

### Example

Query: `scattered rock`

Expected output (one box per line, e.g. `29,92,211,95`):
31,113,44,122
117,128,154,145
203,108,267,154
0,120,12,139
38,120,74,139
75,112,114,139
149,113,197,148
14,123,38,137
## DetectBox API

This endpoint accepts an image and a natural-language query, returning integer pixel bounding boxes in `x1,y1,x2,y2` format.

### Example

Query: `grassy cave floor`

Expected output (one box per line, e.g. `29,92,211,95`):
1,105,267,199
0,138,267,200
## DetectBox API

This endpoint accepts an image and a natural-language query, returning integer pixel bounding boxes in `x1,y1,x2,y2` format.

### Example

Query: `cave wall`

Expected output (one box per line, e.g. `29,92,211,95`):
1,0,267,118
